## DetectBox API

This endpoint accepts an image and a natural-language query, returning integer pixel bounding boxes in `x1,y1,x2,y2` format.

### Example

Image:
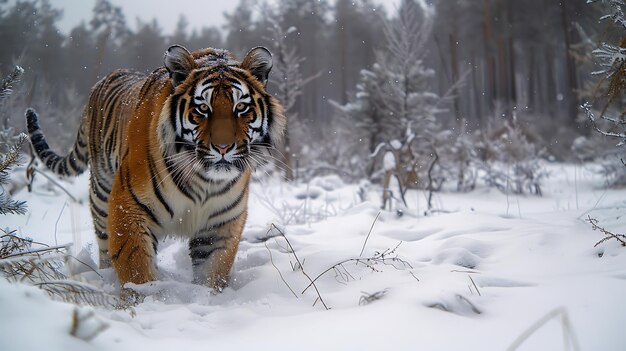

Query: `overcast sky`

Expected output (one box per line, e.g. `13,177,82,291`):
44,0,400,35
47,0,240,34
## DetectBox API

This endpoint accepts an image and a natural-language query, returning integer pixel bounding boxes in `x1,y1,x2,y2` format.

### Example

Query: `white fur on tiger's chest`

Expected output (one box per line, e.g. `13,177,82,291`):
159,176,248,238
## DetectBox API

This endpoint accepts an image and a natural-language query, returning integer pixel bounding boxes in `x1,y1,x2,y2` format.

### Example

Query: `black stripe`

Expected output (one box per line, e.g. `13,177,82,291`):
200,84,215,96
190,246,225,262
105,122,118,168
203,175,241,200
58,159,69,175
77,130,88,148
138,75,157,101
121,167,161,225
189,235,227,248
90,199,108,218
170,94,180,130
151,232,158,254
26,109,40,133
93,184,108,202
258,97,273,136
95,229,108,240
125,171,161,226
68,155,79,172
163,153,195,201
44,155,56,169
208,185,247,219
111,239,129,261
224,76,243,88
95,178,112,196
142,231,159,254
100,82,127,137
73,140,88,163
178,97,187,129
201,77,220,87
250,124,264,135
30,132,45,149
147,150,173,217
189,236,213,247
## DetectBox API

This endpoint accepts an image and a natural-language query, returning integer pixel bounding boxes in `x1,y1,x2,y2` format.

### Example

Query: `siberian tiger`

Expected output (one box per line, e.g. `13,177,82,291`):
26,45,286,293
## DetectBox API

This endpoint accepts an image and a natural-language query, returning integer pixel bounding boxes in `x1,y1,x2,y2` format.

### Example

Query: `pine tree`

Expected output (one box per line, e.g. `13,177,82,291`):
330,65,389,177
375,0,440,141
332,0,442,209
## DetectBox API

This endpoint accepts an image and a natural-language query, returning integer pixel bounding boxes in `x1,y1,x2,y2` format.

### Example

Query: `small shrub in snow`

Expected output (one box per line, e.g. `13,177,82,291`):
0,229,120,308
477,117,547,195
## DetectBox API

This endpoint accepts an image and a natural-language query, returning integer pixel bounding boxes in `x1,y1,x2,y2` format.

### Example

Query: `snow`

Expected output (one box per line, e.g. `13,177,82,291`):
1,163,626,350
383,151,396,171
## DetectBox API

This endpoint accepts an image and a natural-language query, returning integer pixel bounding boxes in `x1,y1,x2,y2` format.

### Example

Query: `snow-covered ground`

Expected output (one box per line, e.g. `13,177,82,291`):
1,163,625,350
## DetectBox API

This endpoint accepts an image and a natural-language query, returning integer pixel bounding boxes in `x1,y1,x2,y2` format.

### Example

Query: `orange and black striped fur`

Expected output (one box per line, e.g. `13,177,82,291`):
26,45,286,291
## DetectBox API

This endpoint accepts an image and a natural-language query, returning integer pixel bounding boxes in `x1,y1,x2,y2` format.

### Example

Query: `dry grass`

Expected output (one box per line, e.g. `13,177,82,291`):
0,228,120,308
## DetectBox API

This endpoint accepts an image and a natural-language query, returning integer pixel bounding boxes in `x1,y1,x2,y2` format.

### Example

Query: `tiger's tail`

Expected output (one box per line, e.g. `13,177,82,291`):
26,108,89,177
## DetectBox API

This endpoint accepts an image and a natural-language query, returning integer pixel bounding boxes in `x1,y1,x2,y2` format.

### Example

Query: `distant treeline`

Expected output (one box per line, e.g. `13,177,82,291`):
0,0,616,156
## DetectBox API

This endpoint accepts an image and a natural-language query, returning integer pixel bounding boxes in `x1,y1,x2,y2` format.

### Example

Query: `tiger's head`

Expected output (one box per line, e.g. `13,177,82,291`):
159,45,286,181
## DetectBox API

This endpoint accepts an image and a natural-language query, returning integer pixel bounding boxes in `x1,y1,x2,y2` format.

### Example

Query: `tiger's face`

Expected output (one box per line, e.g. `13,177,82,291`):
161,46,285,181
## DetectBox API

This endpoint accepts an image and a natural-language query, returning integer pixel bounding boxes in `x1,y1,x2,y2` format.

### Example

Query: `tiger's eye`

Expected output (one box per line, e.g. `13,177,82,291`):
235,102,247,112
198,103,209,113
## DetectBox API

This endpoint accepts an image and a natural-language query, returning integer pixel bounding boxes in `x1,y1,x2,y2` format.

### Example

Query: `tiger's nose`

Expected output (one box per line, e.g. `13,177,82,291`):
212,143,234,155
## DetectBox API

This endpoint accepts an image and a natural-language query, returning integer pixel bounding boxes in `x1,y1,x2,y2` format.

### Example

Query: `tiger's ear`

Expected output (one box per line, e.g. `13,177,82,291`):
164,45,196,87
241,47,273,86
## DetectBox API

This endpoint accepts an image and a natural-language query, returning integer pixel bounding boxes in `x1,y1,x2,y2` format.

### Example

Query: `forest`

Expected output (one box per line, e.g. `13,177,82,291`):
0,0,625,350
1,0,624,190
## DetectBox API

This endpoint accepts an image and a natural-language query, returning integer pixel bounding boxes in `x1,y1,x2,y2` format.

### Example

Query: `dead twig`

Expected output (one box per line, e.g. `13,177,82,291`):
359,211,381,257
267,224,329,310
264,240,298,298
468,274,481,296
302,241,412,295
587,216,626,247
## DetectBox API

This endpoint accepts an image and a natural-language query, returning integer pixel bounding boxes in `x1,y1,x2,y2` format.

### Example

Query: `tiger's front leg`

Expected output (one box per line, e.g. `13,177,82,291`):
107,173,158,291
189,212,247,291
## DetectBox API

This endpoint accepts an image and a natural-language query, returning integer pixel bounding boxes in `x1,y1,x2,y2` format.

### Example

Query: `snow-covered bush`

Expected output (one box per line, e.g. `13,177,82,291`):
477,116,547,195
433,128,479,193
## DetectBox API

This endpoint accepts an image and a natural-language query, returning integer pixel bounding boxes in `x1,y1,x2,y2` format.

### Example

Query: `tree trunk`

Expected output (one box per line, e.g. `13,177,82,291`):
506,0,517,109
280,129,294,181
559,1,580,125
449,32,461,120
482,0,495,116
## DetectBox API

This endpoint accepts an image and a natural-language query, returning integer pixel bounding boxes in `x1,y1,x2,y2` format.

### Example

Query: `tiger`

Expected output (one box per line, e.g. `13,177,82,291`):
25,45,286,294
